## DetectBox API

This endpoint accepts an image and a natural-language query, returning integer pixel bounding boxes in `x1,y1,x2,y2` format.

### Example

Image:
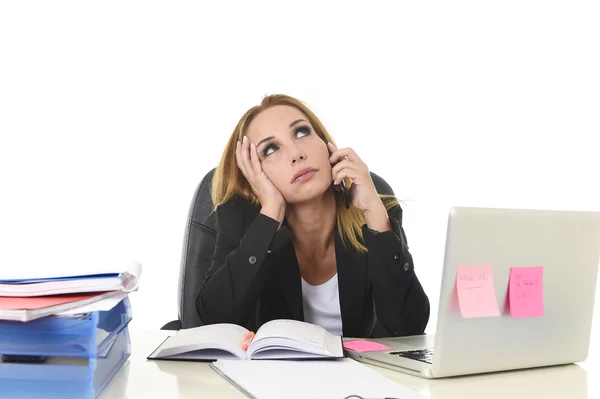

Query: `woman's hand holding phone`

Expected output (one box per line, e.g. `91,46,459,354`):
327,142,382,213
236,136,286,226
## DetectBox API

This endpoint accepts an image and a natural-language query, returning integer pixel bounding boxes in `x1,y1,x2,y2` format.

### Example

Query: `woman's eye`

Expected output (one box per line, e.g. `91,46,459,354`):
263,144,277,157
295,126,311,138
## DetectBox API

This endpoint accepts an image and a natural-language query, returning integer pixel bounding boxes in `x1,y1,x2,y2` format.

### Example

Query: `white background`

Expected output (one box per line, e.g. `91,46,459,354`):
0,1,598,344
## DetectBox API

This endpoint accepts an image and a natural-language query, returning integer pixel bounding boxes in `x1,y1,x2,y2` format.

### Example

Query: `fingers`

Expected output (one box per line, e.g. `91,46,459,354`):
327,142,361,164
235,139,249,178
331,158,354,181
332,163,360,185
241,136,254,178
327,142,367,185
249,141,262,176
236,136,258,180
236,136,268,193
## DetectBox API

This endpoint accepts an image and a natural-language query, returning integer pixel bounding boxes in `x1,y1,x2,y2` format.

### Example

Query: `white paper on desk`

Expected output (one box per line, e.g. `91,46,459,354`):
210,358,426,399
57,293,129,315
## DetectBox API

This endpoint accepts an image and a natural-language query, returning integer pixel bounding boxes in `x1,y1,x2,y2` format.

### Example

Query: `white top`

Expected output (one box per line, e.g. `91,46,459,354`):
301,273,343,336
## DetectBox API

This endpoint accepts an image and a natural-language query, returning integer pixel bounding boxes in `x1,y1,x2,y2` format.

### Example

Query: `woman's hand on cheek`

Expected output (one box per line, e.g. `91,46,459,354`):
328,142,383,213
236,136,286,224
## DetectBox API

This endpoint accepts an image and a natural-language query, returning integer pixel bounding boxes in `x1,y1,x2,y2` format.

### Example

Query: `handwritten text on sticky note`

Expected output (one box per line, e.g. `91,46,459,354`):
456,265,500,318
509,266,544,318
343,340,392,353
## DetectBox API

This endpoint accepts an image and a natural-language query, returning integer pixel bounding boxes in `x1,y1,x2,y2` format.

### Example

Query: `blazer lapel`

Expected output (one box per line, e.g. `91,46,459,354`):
242,206,304,321
335,229,368,337
273,238,304,321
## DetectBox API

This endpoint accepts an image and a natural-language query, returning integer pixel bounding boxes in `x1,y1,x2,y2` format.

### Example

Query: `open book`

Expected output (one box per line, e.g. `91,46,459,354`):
147,319,344,361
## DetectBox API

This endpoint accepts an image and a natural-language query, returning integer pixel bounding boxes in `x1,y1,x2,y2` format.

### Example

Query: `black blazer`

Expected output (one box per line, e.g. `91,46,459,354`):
196,173,430,338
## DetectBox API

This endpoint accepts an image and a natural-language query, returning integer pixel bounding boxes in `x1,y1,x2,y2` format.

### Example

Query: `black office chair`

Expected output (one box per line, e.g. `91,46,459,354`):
161,168,217,330
161,168,398,331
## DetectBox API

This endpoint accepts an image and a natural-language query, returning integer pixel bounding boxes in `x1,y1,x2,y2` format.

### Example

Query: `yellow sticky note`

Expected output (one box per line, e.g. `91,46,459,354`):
456,265,500,318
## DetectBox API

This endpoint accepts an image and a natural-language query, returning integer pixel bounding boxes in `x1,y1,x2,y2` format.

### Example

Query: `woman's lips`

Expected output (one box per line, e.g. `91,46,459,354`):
292,168,318,183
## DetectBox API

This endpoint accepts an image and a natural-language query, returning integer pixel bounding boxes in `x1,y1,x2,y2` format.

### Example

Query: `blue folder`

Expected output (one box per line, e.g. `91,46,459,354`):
0,297,132,398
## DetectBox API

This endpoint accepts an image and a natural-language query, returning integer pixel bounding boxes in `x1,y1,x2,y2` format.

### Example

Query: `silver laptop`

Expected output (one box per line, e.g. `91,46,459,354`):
346,207,600,378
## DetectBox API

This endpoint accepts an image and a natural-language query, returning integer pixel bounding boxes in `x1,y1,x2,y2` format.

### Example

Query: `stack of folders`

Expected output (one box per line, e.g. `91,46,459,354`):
0,261,142,399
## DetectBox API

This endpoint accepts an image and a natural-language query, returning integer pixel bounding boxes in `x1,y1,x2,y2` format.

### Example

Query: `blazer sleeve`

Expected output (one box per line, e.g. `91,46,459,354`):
196,198,294,327
363,181,430,336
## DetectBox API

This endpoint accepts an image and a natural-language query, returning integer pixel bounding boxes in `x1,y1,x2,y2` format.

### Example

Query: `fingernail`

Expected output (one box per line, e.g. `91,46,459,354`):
243,136,247,143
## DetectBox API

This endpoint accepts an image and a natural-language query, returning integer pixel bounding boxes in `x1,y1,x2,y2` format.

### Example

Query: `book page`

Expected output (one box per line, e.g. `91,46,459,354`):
155,323,249,360
156,349,239,361
250,348,332,359
249,319,342,357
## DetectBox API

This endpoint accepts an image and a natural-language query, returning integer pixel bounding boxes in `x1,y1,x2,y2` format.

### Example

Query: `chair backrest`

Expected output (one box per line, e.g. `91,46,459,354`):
176,167,217,329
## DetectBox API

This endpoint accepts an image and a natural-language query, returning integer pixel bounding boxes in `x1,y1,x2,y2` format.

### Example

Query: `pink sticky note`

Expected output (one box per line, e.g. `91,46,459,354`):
509,266,544,318
456,265,500,318
343,340,392,353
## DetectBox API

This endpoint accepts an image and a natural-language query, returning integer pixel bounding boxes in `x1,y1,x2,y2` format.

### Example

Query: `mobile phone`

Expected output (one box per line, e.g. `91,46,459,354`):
322,136,350,209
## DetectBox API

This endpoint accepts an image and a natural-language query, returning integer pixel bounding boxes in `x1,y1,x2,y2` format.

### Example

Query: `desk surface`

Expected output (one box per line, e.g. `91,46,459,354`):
101,329,600,399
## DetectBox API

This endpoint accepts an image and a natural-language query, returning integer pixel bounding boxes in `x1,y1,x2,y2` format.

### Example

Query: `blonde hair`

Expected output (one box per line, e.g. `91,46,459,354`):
211,94,399,253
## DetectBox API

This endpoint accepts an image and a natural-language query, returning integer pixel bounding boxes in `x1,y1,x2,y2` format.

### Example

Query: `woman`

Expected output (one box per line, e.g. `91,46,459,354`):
197,94,429,338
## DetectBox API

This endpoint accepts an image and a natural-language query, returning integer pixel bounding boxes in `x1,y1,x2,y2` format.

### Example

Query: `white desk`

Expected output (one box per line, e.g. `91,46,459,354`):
101,329,599,399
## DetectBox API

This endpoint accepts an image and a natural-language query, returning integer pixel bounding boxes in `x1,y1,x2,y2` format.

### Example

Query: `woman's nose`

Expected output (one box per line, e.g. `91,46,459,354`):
290,145,306,164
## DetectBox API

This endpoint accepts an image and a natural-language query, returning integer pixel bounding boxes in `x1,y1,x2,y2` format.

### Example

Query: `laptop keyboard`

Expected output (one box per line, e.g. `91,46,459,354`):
389,349,434,364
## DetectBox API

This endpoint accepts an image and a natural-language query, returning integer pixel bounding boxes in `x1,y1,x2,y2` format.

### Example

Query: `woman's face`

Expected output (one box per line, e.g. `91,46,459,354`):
245,105,332,205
